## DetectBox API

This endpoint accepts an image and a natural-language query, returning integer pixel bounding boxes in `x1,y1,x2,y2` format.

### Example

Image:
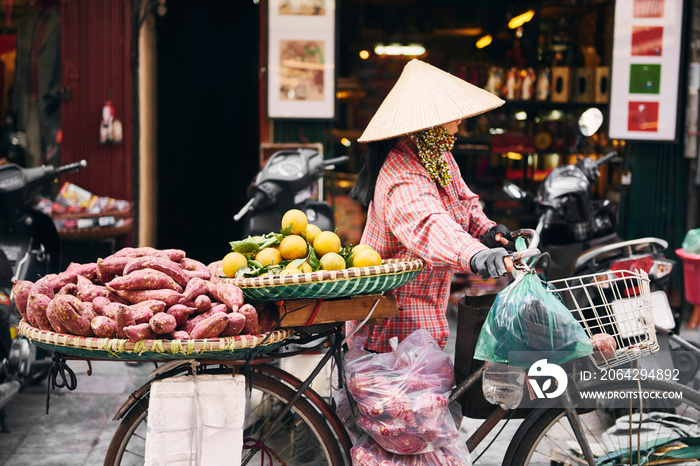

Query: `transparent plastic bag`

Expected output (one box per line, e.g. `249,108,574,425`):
345,329,459,455
474,271,593,368
351,434,472,466
683,228,700,254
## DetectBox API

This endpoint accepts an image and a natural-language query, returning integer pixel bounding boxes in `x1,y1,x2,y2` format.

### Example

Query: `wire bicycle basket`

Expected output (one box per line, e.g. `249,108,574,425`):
547,269,657,370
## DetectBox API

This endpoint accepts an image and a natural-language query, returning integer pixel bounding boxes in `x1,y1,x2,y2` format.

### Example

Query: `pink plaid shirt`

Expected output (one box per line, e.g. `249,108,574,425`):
347,136,495,353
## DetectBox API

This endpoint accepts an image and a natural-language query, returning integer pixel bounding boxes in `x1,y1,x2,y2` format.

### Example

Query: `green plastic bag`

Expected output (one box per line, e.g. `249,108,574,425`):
474,271,593,368
683,228,700,254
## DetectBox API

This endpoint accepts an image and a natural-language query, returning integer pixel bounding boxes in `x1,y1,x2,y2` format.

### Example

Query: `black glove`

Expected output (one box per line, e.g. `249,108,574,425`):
470,248,510,280
481,224,515,251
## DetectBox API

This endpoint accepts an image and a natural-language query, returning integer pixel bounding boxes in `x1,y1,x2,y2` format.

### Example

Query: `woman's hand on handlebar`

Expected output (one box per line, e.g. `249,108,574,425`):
481,224,515,252
470,248,513,280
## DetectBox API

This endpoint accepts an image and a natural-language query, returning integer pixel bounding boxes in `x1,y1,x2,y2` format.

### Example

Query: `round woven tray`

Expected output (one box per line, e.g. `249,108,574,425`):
224,258,425,302
18,320,293,361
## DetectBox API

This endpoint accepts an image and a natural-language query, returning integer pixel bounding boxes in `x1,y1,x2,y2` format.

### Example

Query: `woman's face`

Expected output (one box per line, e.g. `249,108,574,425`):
442,119,462,135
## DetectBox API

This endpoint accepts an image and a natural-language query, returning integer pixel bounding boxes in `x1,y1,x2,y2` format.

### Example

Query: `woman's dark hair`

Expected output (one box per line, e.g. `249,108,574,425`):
350,138,398,207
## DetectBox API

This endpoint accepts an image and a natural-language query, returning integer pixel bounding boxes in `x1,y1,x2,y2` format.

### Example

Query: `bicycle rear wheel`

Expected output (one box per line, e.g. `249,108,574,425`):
504,379,700,466
104,371,345,465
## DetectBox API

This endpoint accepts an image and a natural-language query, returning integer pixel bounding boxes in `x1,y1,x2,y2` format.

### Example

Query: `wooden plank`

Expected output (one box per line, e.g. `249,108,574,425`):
278,294,398,327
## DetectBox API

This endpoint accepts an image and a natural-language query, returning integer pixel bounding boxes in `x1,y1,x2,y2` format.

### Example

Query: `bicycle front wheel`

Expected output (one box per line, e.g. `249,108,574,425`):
104,371,345,465
504,379,700,466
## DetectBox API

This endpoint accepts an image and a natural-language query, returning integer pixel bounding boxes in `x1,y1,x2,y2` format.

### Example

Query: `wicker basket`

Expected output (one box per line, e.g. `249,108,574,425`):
18,320,293,361
224,258,425,302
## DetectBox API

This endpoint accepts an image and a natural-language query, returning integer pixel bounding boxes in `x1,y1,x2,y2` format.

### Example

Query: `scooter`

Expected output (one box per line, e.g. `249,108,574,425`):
233,148,348,237
0,159,86,431
503,108,624,281
504,109,698,385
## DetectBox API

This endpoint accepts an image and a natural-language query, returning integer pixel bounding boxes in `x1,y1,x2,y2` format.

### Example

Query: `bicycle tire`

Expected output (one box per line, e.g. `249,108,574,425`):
104,371,345,465
503,378,700,466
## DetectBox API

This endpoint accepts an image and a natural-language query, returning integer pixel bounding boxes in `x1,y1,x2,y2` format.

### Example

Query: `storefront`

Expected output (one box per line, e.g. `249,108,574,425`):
0,0,695,294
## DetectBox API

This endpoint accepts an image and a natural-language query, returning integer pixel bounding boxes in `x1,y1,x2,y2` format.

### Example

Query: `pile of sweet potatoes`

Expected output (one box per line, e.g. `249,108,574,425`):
14,246,277,341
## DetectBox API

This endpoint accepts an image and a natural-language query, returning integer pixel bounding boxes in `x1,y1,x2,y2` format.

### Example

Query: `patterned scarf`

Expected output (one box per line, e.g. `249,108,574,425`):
412,125,456,188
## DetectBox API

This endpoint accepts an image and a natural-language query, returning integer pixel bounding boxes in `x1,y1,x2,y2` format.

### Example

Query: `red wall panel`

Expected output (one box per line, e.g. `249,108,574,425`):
59,0,133,203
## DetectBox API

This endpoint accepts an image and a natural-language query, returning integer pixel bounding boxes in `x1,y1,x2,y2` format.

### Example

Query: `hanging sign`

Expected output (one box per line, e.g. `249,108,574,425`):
267,0,336,120
609,0,686,142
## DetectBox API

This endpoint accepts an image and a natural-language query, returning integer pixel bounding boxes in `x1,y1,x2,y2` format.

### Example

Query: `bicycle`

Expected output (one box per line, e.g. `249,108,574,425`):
33,230,700,465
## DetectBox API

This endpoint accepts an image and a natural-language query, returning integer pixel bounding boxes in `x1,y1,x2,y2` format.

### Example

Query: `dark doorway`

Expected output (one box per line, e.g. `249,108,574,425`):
156,0,260,265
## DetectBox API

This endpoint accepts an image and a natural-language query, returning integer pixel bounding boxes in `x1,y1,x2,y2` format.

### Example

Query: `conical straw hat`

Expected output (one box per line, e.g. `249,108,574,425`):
358,59,505,143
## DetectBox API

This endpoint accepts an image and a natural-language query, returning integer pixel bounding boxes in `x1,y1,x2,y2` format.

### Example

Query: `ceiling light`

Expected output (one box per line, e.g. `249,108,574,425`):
374,44,426,56
476,35,492,49
508,10,535,29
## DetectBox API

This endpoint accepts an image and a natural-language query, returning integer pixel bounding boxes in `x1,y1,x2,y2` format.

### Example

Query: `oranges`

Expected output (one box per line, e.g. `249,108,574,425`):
352,248,382,268
255,248,282,267
279,234,308,260
281,209,308,235
224,209,383,278
222,252,248,277
313,231,342,257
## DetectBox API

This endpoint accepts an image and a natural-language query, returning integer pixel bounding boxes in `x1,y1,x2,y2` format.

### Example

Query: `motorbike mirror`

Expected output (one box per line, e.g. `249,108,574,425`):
578,108,604,137
503,182,527,200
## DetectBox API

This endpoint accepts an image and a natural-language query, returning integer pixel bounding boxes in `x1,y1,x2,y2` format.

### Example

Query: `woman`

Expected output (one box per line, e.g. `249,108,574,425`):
348,59,514,353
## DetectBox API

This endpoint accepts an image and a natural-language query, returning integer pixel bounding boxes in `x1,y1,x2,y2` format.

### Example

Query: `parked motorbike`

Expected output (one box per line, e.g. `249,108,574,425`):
0,159,86,431
504,109,699,386
233,148,348,237
504,108,624,281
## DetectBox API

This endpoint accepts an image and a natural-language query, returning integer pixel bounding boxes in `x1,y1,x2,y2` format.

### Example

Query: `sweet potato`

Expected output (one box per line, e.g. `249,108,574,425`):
91,316,117,338
194,294,211,313
220,312,246,337
115,306,136,339
51,269,79,292
166,304,195,327
162,249,186,263
66,262,99,282
26,294,52,330
107,269,183,293
123,323,156,341
97,255,130,276
180,277,209,304
103,302,125,320
239,304,260,335
180,311,212,334
76,275,111,302
167,330,190,340
189,313,228,339
81,301,97,322
128,303,154,325
180,258,211,281
92,296,111,316
149,312,177,335
113,247,170,259
57,283,78,296
29,275,55,299
46,298,70,333
123,255,188,288
12,279,33,319
208,283,244,311
137,299,166,314
110,288,183,307
209,303,229,314
54,294,93,336
207,260,224,284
